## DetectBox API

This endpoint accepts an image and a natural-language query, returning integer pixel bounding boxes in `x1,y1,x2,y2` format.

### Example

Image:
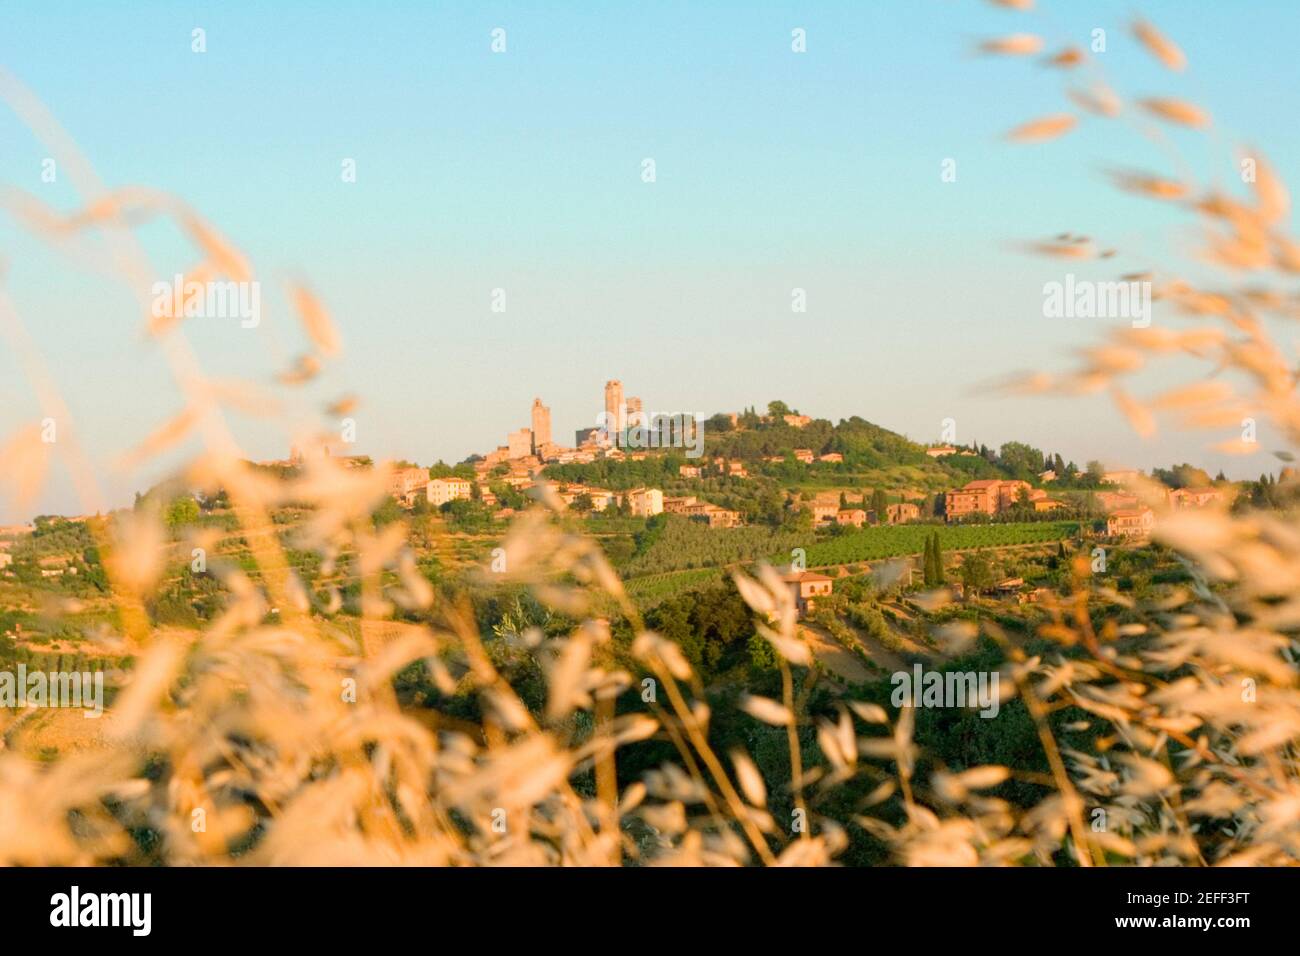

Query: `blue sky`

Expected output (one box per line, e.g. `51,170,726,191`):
1,1,1298,520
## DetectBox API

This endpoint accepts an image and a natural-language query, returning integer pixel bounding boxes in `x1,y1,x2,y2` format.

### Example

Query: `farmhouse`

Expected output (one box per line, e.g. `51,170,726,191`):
886,502,920,524
1168,487,1225,509
1107,507,1155,538
781,571,834,615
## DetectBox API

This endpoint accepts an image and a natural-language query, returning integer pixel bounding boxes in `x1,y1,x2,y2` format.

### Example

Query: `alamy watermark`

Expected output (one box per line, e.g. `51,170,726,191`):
597,409,705,458
151,275,261,328
50,886,151,936
890,664,1000,718
1043,274,1151,328
0,666,104,718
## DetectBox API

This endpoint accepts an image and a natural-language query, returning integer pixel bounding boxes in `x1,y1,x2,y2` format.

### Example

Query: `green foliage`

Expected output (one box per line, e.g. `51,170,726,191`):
746,633,778,671
796,522,1077,567
428,461,475,480
622,515,805,577
922,531,946,586
624,568,724,607
165,496,201,531
440,498,495,532
1152,463,1213,489
998,441,1045,479
371,495,403,528
960,550,996,596
644,582,756,676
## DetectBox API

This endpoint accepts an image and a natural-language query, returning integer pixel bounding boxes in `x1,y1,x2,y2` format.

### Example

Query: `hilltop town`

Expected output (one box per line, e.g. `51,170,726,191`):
2,377,1289,660
3,381,1279,623
239,380,1252,550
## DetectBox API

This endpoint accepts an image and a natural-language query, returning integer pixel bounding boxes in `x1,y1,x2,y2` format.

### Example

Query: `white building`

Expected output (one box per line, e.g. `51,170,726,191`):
626,487,664,517
427,477,472,507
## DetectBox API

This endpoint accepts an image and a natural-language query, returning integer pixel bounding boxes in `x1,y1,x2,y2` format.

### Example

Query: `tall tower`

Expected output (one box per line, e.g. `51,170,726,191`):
603,380,624,438
531,397,552,453
626,396,644,428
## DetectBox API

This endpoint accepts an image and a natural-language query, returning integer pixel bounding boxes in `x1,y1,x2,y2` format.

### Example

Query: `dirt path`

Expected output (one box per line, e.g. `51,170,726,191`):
799,623,876,682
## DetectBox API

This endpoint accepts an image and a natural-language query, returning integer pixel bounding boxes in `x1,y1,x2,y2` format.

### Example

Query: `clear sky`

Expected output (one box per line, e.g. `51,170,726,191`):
1,1,1298,521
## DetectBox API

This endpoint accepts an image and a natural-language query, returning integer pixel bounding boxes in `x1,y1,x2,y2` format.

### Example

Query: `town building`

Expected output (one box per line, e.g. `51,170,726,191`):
793,449,815,464
836,509,867,528
781,571,834,615
886,502,920,524
819,452,844,463
679,465,701,478
926,445,957,458
385,464,429,500
812,502,839,526
626,487,664,517
944,479,1032,520
507,427,533,460
626,396,644,428
1168,487,1226,509
1102,469,1142,486
1107,507,1155,537
684,503,742,528
1096,491,1140,513
482,447,511,469
530,398,552,452
783,414,813,428
586,489,616,512
427,477,472,507
604,380,624,437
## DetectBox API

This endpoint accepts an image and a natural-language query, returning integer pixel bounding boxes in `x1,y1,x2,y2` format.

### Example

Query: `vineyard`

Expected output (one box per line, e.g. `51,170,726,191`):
623,567,725,606
794,521,1081,568
621,516,806,576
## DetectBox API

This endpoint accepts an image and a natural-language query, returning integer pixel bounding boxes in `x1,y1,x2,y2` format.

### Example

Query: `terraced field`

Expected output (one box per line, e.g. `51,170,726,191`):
794,522,1080,567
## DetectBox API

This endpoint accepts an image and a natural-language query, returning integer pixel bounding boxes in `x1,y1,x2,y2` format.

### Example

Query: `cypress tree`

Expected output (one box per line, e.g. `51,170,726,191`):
871,488,888,524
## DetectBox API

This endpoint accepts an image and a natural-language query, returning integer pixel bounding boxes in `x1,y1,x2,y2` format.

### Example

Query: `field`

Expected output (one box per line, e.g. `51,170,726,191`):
797,522,1081,567
622,517,805,576
623,567,726,606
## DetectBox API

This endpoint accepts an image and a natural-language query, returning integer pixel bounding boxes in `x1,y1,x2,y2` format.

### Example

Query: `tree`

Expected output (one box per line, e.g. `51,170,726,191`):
372,495,403,527
1153,463,1212,489
960,550,995,597
705,413,735,433
870,488,888,524
998,441,1045,477
923,534,937,586
767,400,793,419
165,496,200,530
922,532,946,587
